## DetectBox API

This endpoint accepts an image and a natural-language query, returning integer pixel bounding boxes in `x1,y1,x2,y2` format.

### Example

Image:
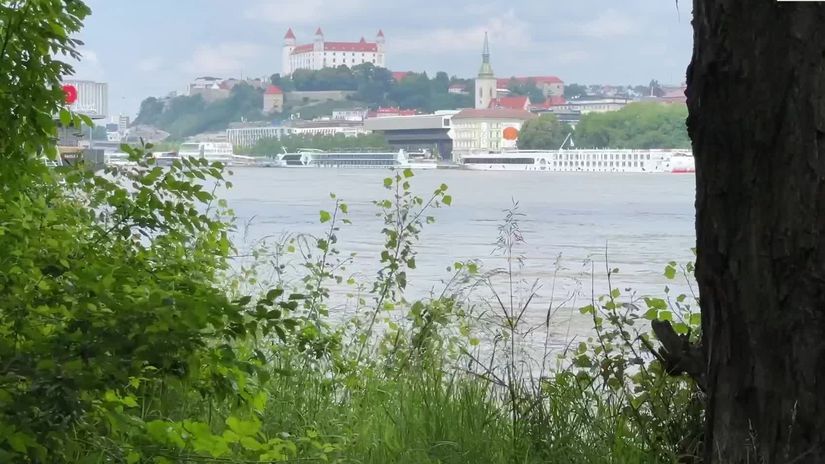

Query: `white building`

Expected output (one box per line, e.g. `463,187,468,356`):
62,79,108,119
289,120,369,137
554,97,630,114
450,109,536,159
475,33,497,110
227,126,292,148
282,28,386,76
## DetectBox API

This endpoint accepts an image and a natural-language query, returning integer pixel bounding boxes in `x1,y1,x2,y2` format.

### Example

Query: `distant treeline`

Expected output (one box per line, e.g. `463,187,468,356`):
519,102,689,150
244,133,390,157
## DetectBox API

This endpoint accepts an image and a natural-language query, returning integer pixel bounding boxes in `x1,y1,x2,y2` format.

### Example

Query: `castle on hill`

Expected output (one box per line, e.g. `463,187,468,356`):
282,28,386,76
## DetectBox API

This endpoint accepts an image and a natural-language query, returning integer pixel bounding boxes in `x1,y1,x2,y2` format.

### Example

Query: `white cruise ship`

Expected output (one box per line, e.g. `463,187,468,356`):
460,149,694,173
276,149,438,169
178,142,235,164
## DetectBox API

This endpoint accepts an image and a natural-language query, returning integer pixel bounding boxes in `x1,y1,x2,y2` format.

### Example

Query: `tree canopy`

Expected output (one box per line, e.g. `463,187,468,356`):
574,102,689,149
134,84,267,138
517,114,572,150
246,133,389,156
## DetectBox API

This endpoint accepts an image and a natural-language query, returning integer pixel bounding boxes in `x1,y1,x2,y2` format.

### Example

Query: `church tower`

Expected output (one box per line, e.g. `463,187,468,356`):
475,32,497,109
282,28,296,76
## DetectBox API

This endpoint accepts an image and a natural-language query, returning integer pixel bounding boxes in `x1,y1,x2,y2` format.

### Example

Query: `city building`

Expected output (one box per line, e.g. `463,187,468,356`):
188,76,269,102
227,125,292,147
448,84,469,95
62,79,108,119
364,111,458,160
263,85,284,113
282,28,386,76
117,114,130,133
490,95,531,111
332,108,369,121
497,76,565,98
288,119,369,137
367,107,419,118
450,108,536,158
474,33,497,110
552,97,631,114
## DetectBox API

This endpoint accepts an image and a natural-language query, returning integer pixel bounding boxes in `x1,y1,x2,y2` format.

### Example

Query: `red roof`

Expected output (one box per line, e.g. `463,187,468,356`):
392,71,411,81
265,85,283,95
367,106,418,118
452,108,537,120
315,27,324,35
284,28,296,40
324,41,378,52
292,44,314,53
490,95,530,110
497,76,564,87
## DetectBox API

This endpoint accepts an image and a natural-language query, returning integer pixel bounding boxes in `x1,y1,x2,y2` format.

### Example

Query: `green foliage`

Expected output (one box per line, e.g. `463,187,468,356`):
517,113,573,150
507,78,545,103
247,132,390,156
134,83,267,138
564,83,588,99
575,102,690,149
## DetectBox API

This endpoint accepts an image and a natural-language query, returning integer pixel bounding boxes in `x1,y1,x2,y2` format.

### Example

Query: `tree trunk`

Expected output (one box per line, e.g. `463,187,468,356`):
687,1,825,462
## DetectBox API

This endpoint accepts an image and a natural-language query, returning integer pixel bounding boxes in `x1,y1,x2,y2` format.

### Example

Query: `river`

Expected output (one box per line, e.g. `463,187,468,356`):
221,167,696,351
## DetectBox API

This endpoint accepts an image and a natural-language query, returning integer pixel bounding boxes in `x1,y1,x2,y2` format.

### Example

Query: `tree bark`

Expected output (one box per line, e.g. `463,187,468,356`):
687,1,825,462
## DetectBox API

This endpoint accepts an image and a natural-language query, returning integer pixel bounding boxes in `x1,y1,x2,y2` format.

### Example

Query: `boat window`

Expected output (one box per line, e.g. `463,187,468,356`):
647,154,651,160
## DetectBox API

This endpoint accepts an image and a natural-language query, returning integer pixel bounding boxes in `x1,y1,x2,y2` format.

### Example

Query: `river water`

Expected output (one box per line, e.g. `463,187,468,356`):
222,168,696,351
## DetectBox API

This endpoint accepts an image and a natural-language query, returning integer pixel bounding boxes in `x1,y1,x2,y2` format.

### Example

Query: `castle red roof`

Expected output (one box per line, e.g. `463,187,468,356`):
292,44,314,53
284,28,296,40
315,27,324,35
265,85,283,95
291,41,379,54
452,108,536,120
392,71,411,81
324,41,378,52
377,29,385,37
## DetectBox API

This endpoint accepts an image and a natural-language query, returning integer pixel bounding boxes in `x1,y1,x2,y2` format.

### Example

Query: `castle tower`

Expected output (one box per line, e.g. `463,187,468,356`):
313,27,324,69
376,29,386,67
475,32,497,109
282,28,296,76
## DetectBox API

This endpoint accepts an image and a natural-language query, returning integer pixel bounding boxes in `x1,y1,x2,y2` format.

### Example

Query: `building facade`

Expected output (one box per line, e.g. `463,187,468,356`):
364,112,457,160
497,76,564,98
226,125,292,148
282,28,386,76
553,97,630,114
451,109,536,159
62,79,108,119
474,33,497,110
288,119,369,137
263,85,284,113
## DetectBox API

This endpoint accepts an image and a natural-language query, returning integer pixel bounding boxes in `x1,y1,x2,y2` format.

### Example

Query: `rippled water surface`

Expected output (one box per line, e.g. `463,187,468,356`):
222,168,696,349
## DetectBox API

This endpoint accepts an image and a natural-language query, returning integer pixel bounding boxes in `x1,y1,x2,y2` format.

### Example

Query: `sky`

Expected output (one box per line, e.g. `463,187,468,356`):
70,0,693,118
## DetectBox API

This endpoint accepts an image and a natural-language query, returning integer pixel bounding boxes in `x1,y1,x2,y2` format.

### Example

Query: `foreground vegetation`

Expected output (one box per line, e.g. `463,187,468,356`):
1,2,703,462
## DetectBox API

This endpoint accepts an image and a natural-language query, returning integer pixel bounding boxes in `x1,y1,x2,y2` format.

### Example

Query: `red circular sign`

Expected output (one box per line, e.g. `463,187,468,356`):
62,84,77,104
502,126,519,141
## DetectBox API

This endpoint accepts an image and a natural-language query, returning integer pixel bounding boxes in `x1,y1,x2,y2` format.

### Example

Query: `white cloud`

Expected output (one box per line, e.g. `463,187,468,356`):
180,42,265,77
555,49,590,65
65,48,106,80
577,9,637,39
391,10,532,55
243,0,366,25
137,56,163,73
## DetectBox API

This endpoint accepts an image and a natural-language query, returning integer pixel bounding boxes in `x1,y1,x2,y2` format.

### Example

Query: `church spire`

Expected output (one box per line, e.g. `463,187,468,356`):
478,32,494,78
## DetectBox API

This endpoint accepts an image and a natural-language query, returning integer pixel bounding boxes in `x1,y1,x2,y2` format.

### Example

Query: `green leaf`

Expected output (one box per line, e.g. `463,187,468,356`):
442,195,452,206
319,210,332,223
59,109,72,127
664,265,677,280
383,177,393,188
610,288,621,298
8,433,28,453
403,168,414,178
689,313,701,326
126,452,141,464
340,203,348,213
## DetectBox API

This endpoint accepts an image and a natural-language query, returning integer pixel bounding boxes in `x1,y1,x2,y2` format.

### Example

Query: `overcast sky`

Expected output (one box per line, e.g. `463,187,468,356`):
71,0,693,118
